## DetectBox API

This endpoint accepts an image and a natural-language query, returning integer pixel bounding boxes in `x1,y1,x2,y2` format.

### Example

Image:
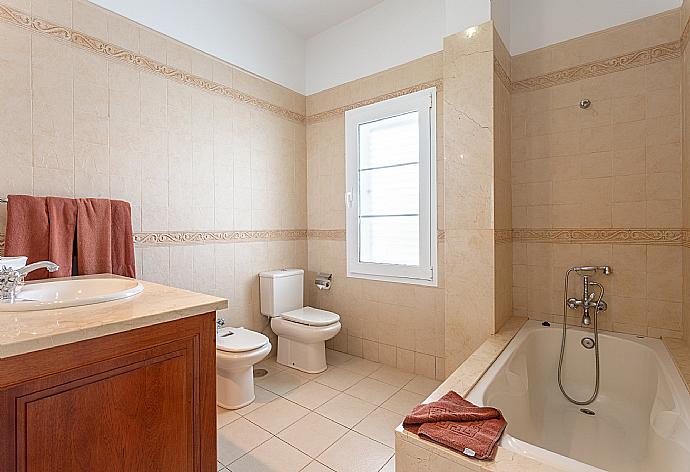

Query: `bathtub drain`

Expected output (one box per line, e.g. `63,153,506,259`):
580,408,595,416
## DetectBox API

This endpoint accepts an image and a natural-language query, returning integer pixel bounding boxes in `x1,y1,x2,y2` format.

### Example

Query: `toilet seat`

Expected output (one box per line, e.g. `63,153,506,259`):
281,307,340,327
217,327,269,353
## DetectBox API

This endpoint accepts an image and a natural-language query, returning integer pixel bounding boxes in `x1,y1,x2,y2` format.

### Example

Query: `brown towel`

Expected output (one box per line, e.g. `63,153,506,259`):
403,391,507,460
4,195,50,280
109,199,136,278
46,197,78,278
5,195,136,279
76,198,135,278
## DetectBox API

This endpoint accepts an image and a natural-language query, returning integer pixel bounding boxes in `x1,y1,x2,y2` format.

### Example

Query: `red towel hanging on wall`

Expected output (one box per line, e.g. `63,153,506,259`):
4,195,136,279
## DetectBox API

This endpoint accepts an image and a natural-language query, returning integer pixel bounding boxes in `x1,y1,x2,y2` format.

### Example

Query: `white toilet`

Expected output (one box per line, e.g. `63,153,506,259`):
259,269,341,373
216,326,271,409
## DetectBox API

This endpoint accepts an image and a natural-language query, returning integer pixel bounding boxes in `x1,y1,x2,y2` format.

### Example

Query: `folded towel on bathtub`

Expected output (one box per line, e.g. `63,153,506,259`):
403,391,506,460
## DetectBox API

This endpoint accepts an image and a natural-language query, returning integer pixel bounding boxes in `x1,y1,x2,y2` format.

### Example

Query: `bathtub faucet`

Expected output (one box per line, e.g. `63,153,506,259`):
566,267,610,327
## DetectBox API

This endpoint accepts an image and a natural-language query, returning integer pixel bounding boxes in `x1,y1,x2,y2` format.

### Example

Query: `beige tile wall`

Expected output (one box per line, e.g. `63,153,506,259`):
306,53,447,380
682,0,690,345
511,9,685,338
0,0,308,339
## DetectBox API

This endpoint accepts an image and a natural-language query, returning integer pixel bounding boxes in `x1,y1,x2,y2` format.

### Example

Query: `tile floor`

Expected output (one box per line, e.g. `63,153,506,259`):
216,349,442,472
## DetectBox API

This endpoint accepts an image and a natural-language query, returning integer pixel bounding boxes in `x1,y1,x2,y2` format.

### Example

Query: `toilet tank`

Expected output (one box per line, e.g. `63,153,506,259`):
259,269,304,317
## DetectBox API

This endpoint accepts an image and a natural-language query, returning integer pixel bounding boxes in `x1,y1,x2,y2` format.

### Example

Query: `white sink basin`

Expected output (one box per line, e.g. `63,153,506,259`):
0,277,144,311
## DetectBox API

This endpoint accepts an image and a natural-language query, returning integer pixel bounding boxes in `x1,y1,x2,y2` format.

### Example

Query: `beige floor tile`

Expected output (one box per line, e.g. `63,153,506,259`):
255,369,309,395
302,461,335,472
233,385,278,416
403,376,442,396
277,412,349,458
229,437,311,472
316,393,377,428
381,390,425,416
216,417,271,465
257,356,287,373
285,380,340,409
340,357,384,376
369,366,415,388
245,397,309,434
326,348,354,366
293,368,326,381
217,460,224,471
353,408,404,448
216,405,240,429
380,456,395,472
317,431,394,472
345,377,400,405
315,367,366,391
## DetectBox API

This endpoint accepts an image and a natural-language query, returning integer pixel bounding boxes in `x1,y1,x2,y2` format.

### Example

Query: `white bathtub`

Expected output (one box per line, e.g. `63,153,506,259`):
466,320,690,472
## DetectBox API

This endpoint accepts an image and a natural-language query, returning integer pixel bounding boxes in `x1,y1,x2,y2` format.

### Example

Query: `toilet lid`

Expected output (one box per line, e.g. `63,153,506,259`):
281,307,340,327
217,327,269,353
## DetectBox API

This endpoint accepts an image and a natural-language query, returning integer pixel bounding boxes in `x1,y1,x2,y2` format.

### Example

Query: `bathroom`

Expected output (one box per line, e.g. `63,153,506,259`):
0,0,690,471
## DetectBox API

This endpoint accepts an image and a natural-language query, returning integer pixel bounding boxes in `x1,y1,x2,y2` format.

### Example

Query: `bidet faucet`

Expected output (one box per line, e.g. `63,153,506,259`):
0,261,59,302
216,318,225,334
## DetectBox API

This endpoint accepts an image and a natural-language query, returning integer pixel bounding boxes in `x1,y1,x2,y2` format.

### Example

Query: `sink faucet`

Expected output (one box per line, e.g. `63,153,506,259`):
0,261,60,302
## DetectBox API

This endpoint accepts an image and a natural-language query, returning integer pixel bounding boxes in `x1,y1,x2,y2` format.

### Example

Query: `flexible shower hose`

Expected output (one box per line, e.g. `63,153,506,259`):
557,270,605,406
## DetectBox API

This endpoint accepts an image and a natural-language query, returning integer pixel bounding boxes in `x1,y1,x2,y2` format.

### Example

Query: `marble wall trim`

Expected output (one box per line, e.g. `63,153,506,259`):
512,40,681,93
513,228,687,246
0,3,306,123
306,229,448,241
306,79,443,124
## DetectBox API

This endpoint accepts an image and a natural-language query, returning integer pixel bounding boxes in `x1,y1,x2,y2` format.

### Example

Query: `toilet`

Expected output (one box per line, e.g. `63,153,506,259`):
259,269,341,374
216,326,271,409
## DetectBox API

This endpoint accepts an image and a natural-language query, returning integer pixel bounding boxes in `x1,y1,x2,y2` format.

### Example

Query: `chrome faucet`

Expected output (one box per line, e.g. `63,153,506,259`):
216,318,225,334
0,261,59,302
566,266,610,326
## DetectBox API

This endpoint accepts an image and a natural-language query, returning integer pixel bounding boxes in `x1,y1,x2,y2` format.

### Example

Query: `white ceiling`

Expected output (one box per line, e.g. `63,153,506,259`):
243,0,386,38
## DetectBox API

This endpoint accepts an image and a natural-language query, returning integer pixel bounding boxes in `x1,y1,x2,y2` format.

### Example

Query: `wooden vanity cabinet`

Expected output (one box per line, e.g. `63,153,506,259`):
0,312,217,472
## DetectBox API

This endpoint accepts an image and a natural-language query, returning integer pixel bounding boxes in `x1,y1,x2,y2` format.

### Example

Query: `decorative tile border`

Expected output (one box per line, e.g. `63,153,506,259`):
513,228,687,245
0,230,307,253
511,40,681,93
133,229,307,246
682,15,690,53
0,3,305,123
306,229,346,241
493,58,511,91
306,79,443,124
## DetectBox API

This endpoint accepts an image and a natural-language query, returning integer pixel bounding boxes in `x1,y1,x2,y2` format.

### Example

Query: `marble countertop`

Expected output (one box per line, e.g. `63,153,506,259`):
0,275,227,359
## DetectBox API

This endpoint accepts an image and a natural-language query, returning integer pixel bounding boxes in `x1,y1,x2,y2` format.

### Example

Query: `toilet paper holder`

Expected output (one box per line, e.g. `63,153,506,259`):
315,272,332,290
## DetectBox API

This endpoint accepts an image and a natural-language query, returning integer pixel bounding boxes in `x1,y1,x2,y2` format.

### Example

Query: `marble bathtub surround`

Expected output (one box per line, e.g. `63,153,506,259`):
394,317,570,472
0,275,227,358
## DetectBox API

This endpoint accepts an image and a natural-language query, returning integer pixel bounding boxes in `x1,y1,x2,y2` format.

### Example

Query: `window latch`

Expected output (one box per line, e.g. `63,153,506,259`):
345,191,353,208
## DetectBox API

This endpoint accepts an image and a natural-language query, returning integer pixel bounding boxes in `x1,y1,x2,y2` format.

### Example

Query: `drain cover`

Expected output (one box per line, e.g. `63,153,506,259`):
580,408,595,416
253,368,269,378
581,337,595,349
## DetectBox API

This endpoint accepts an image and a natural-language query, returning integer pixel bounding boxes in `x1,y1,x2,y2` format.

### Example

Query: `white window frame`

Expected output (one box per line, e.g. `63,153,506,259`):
345,87,437,287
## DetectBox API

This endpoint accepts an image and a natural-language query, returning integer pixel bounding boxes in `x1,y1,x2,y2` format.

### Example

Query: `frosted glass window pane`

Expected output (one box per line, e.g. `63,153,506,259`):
360,164,419,216
360,216,419,266
359,112,419,169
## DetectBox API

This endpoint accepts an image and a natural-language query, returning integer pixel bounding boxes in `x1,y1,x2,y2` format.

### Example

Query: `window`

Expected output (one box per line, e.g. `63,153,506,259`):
345,88,437,286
